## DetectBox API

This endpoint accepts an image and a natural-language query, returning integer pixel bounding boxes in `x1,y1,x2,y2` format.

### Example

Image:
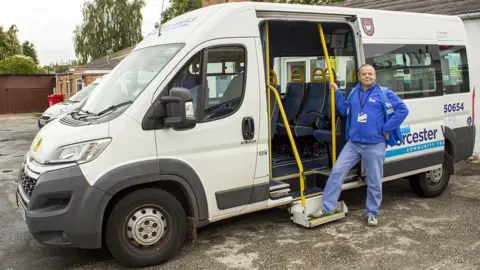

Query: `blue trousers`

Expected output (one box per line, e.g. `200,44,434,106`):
322,140,387,217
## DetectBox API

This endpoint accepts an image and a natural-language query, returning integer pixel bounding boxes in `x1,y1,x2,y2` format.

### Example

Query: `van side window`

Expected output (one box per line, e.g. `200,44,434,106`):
167,51,203,110
201,46,246,122
364,44,442,99
439,45,470,94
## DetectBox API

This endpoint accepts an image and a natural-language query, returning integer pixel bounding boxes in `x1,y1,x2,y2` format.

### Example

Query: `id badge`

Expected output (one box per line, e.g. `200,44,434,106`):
357,113,368,123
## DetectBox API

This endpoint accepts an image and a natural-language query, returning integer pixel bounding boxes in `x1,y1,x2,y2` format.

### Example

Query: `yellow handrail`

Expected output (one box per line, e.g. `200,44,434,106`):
318,24,337,164
268,84,306,206
266,22,306,207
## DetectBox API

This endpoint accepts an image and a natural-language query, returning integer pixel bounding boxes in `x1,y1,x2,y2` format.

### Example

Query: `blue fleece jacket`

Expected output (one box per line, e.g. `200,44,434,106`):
335,82,409,144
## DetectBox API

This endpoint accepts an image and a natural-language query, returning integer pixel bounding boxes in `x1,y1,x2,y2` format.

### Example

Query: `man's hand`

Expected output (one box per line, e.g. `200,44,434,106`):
330,82,339,90
383,131,389,140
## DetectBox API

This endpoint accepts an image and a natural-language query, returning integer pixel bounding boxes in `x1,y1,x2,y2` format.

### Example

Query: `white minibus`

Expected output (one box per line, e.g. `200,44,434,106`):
16,2,476,268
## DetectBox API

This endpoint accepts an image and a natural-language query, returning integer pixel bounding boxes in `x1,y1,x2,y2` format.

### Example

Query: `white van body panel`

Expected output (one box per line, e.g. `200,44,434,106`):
253,37,270,180
79,114,157,186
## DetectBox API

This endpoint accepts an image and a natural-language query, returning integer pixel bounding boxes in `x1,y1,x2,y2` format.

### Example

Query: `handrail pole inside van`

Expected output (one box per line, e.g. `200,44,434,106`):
266,21,306,207
318,24,337,164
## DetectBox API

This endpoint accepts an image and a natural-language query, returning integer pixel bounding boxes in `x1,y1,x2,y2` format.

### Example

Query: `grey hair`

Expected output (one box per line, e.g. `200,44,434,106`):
358,64,375,73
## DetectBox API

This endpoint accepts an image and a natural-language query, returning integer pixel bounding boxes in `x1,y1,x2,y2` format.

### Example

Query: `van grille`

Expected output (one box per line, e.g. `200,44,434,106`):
20,168,37,198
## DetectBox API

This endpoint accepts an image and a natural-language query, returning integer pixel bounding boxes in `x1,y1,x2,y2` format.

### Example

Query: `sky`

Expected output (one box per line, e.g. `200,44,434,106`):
0,0,171,66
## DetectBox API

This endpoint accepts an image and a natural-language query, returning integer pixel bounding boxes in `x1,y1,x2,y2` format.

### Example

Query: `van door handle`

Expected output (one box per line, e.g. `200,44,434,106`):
242,117,254,140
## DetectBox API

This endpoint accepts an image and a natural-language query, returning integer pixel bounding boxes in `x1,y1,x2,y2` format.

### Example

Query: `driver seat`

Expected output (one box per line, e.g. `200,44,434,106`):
220,73,244,104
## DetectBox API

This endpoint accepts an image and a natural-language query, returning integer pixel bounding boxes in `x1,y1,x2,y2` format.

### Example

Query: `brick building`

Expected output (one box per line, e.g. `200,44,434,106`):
55,46,134,100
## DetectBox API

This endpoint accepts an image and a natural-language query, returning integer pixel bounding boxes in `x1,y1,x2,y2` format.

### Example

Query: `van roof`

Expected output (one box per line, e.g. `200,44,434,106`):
134,2,464,51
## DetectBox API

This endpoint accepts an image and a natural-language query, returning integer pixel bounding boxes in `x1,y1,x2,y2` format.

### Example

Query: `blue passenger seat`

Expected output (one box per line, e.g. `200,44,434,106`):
279,82,329,137
276,82,306,134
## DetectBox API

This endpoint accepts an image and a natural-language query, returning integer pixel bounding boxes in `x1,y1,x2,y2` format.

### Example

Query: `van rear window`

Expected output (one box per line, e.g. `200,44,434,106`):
439,45,470,95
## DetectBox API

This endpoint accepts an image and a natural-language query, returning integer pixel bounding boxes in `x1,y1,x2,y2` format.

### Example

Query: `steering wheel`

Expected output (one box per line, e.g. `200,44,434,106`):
203,97,241,120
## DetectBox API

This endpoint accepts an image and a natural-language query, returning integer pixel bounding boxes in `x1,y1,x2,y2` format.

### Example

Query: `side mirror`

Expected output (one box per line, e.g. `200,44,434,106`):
154,87,196,130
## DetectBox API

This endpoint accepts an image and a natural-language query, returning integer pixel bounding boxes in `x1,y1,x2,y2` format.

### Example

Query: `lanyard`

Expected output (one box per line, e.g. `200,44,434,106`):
358,88,373,113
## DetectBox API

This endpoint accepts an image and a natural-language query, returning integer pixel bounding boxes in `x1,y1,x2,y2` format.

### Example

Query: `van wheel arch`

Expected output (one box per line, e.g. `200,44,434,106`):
102,175,206,239
443,126,457,162
94,159,209,223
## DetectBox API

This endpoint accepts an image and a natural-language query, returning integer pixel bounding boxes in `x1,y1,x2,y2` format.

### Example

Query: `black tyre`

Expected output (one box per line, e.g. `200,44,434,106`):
105,188,186,268
408,152,453,198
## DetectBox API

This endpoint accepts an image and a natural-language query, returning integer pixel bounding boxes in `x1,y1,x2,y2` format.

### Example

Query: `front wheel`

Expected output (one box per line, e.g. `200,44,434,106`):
105,188,187,268
408,152,453,198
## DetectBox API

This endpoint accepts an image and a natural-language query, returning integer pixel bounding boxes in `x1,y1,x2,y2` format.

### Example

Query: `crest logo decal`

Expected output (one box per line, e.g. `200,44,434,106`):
361,18,375,36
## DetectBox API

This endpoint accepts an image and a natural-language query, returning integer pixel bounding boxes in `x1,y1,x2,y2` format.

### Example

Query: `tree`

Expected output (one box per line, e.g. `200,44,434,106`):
0,25,40,66
21,41,39,64
73,0,146,64
0,25,22,61
0,55,44,75
156,0,201,25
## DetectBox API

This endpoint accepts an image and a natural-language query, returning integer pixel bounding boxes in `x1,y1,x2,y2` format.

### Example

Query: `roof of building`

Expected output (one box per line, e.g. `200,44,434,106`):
72,46,135,72
335,0,480,16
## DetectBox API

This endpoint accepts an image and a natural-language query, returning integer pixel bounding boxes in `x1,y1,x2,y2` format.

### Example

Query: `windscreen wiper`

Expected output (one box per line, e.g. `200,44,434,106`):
95,100,133,117
73,108,95,120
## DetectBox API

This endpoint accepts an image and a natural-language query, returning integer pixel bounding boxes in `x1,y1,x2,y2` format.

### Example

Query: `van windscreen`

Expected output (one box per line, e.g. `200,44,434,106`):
79,43,184,115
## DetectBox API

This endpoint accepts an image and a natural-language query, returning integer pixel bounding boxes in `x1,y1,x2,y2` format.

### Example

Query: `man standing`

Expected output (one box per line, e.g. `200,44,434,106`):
309,64,409,226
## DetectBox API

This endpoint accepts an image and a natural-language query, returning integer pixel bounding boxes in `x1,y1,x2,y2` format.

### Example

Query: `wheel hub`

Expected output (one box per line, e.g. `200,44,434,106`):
126,207,166,247
427,167,443,184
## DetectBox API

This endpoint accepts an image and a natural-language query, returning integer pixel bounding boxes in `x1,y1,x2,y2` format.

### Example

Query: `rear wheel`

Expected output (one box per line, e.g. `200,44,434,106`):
408,152,453,197
105,188,186,268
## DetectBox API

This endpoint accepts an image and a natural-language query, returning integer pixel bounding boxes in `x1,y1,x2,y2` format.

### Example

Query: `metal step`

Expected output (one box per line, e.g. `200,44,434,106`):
270,188,291,198
269,179,290,191
289,195,348,228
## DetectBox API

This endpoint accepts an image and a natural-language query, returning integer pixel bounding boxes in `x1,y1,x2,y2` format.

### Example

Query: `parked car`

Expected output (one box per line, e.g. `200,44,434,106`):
37,76,104,128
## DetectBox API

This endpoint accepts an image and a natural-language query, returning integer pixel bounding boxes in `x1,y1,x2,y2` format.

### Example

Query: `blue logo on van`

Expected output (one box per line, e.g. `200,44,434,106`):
386,125,445,158
398,127,439,146
161,17,197,32
467,116,472,126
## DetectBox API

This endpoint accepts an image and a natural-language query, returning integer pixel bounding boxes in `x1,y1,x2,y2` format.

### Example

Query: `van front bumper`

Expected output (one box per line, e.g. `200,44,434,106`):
16,159,112,249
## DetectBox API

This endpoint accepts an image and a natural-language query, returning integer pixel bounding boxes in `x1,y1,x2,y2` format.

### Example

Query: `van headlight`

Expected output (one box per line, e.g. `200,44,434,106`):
45,138,111,164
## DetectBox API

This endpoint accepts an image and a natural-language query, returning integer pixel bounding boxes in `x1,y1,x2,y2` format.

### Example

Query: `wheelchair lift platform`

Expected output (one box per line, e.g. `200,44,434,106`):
289,194,348,228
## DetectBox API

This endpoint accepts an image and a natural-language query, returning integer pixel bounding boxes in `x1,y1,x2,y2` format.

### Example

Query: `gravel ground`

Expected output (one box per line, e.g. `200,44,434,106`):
1,113,480,270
